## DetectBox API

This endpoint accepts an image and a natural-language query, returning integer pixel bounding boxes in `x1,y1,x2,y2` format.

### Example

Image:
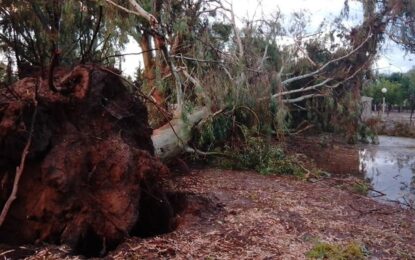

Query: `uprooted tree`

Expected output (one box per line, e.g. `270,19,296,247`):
0,0,414,255
0,65,175,255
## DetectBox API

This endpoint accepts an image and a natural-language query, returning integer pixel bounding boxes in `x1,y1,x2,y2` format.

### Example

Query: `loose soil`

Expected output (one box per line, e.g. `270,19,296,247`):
12,168,415,259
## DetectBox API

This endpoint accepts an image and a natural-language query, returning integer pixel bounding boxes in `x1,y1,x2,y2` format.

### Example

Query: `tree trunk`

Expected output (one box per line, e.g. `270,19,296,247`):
140,31,155,86
152,107,210,160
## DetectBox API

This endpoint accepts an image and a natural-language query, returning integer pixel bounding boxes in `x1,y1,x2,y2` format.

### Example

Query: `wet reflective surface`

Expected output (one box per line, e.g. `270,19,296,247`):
360,136,415,206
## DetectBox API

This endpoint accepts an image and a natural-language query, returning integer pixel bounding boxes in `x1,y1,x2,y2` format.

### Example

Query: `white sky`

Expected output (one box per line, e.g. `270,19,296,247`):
122,0,414,77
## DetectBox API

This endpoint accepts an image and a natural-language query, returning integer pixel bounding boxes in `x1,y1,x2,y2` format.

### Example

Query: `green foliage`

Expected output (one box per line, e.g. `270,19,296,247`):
0,0,391,147
363,78,404,105
305,40,332,64
0,0,133,77
352,180,371,195
173,17,190,34
196,113,233,150
212,22,232,42
406,69,415,110
307,241,366,260
193,107,303,177
221,136,305,177
305,91,362,143
357,123,378,144
363,71,415,109
382,0,415,53
0,62,6,82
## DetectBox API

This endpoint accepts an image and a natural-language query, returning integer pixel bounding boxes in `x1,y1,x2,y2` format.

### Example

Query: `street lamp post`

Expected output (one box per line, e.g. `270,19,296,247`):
381,87,387,117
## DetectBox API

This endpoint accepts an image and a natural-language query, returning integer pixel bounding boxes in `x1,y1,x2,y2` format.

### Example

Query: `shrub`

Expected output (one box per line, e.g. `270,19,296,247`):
220,136,305,177
351,180,371,195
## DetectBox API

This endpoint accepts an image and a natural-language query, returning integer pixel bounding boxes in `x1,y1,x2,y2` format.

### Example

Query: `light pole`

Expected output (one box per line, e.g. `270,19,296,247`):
381,87,387,117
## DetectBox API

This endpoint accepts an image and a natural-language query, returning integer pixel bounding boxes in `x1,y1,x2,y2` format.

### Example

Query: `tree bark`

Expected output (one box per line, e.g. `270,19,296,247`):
152,107,210,160
139,32,155,84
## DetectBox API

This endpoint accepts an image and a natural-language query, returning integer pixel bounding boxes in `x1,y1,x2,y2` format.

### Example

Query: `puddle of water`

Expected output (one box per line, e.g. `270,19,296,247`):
360,136,415,207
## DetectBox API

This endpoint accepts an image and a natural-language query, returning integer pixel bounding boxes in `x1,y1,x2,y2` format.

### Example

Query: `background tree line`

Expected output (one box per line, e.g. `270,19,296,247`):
363,69,415,115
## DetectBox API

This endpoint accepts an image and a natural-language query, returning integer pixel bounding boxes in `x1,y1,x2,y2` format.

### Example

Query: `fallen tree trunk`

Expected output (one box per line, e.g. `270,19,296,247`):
151,107,210,160
0,65,172,256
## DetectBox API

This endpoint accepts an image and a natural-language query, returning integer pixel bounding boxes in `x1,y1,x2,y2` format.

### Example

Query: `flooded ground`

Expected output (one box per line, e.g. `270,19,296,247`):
290,134,415,207
360,136,415,207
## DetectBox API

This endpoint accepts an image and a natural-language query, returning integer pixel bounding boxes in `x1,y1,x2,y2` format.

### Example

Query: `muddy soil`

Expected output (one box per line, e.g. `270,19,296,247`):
365,113,415,138
14,168,415,259
287,135,360,175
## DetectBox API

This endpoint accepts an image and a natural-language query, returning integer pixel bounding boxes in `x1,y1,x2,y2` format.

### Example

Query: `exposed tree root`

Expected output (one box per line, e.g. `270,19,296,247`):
0,65,172,256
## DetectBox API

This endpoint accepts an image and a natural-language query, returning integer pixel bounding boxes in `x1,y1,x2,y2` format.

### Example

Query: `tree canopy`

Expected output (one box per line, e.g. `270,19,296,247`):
0,0,414,145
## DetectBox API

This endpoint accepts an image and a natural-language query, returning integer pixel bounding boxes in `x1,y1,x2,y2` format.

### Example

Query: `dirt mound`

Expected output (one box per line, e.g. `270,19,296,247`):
0,65,171,256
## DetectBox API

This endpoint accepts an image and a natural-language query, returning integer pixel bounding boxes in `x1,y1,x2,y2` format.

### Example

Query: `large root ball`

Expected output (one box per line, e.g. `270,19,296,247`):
0,65,171,256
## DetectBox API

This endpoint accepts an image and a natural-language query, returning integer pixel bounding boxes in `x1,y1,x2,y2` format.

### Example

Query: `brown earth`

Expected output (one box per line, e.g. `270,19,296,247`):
365,113,415,138
12,168,415,259
0,66,171,256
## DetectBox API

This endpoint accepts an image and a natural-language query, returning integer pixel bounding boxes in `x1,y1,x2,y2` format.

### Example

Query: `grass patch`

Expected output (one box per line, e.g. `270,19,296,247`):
333,178,372,196
351,180,371,195
306,241,366,260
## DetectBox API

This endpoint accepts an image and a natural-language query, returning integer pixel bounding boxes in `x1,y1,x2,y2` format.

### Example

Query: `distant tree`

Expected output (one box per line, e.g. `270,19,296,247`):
363,78,403,106
406,68,415,121
0,62,6,82
364,70,415,120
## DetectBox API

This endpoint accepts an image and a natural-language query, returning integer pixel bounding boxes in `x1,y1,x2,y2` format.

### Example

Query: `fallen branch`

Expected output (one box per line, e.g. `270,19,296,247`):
262,78,333,101
97,66,207,160
184,146,231,158
348,204,394,216
0,250,14,257
259,42,374,104
100,49,159,62
103,0,157,25
282,32,372,85
283,93,325,104
368,187,386,197
290,124,314,136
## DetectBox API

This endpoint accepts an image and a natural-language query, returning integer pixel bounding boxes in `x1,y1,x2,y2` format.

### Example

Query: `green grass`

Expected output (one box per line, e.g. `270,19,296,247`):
351,180,371,195
306,241,366,260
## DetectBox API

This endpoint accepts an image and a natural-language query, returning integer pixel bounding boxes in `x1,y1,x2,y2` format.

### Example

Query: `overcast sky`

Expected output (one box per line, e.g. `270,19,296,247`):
122,0,414,77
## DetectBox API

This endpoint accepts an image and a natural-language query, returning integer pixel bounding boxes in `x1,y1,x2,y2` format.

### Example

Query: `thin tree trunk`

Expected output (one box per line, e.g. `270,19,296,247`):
140,32,155,83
